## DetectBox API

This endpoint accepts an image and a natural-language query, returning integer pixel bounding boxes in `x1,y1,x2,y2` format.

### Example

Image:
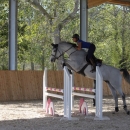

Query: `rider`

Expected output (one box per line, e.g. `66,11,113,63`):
72,34,96,72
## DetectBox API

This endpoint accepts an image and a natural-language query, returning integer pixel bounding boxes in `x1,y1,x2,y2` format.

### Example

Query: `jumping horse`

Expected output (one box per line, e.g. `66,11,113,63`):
50,41,130,115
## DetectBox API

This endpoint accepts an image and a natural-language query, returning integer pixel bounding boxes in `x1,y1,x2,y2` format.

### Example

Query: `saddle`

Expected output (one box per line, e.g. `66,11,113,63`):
86,55,102,67
77,55,102,75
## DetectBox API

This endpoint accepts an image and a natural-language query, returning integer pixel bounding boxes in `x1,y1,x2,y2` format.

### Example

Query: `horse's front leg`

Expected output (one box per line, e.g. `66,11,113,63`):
93,80,96,107
57,57,66,69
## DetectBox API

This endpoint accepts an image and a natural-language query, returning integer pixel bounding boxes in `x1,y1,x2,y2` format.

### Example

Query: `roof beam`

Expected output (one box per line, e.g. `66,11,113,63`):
88,0,108,8
108,0,130,6
88,0,130,8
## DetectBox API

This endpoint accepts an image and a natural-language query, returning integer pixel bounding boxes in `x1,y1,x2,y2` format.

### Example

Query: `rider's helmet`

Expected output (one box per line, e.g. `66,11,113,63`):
72,34,79,39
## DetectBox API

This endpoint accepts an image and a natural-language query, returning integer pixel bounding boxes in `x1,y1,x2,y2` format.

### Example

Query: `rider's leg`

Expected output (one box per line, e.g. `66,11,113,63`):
89,58,96,72
87,44,96,72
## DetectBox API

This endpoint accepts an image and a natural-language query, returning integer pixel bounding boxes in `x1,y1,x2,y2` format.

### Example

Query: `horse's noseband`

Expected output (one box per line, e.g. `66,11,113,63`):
51,45,62,60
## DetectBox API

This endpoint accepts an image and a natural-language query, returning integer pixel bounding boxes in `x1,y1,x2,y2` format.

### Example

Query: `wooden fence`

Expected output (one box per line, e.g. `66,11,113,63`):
0,70,130,101
0,71,43,101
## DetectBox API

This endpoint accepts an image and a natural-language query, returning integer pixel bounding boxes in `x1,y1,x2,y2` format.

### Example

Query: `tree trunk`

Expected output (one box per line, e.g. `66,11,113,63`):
31,62,34,70
53,27,61,44
41,50,44,70
53,26,63,70
22,63,25,70
120,6,127,69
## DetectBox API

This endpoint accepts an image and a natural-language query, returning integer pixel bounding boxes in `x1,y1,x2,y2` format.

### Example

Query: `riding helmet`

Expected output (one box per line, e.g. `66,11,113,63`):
72,34,79,39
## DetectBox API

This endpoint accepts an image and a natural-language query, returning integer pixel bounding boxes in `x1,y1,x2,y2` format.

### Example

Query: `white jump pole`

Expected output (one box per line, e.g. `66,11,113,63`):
94,66,110,120
63,66,71,119
43,68,47,110
95,66,103,119
61,66,78,120
43,68,64,110
71,71,74,110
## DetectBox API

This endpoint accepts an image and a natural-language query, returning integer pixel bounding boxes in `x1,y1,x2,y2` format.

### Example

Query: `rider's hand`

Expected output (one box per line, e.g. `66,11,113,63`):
77,42,82,50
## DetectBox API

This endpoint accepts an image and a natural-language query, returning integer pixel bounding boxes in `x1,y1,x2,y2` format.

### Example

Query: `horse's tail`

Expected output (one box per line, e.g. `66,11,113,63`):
120,69,130,84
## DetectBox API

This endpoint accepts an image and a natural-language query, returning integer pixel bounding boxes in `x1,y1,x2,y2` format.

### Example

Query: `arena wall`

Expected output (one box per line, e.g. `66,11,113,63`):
0,70,130,101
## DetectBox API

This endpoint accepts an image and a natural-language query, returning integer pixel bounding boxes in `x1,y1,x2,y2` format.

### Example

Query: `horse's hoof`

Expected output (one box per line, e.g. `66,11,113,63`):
115,107,119,112
93,104,95,107
127,111,130,115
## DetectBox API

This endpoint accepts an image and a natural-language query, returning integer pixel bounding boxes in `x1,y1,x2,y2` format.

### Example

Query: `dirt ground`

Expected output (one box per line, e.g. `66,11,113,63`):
0,96,130,130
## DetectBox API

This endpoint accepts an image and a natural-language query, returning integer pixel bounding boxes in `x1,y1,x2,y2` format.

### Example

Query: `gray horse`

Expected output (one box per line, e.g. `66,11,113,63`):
50,41,130,115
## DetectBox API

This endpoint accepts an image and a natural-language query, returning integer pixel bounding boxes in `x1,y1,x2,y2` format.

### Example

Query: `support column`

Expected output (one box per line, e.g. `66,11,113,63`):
80,0,88,41
9,0,18,70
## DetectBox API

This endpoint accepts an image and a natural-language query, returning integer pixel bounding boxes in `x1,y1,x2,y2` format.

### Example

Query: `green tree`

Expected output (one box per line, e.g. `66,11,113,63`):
88,4,130,69
23,0,80,69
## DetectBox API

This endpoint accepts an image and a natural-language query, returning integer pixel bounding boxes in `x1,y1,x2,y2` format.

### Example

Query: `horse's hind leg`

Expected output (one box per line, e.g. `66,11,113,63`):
106,82,119,112
117,88,129,115
109,79,129,115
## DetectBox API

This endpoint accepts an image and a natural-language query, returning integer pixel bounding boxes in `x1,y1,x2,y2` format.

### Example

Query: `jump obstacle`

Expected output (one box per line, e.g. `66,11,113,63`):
43,66,110,120
43,66,77,120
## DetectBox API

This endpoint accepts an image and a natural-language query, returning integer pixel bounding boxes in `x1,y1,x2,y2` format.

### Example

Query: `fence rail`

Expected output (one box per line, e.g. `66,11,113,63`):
0,70,130,101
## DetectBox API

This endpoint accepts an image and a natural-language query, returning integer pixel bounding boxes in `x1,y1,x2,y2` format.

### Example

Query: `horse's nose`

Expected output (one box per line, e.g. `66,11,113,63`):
50,57,55,62
51,59,53,62
50,58,53,62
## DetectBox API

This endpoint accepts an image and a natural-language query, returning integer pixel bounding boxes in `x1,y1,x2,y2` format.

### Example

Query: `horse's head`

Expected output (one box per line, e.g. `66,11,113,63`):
50,41,77,63
50,43,62,62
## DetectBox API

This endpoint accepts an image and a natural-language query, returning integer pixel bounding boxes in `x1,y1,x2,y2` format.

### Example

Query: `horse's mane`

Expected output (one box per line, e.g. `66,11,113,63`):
59,41,76,46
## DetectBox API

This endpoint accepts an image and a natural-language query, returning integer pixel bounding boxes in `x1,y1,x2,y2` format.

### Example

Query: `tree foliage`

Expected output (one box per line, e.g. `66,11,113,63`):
88,4,130,69
0,1,130,70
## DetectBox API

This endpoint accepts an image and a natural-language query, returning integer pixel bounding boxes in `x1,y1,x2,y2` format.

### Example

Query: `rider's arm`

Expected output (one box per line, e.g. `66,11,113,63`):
77,42,82,50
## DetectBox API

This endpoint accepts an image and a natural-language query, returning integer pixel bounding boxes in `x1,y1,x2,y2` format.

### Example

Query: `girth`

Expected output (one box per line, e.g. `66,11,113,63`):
77,63,89,76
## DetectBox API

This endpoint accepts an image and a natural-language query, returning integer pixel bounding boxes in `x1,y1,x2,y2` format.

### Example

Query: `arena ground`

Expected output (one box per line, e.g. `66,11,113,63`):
0,96,130,130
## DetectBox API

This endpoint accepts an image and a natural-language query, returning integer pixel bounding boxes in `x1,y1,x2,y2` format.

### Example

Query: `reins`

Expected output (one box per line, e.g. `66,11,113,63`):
51,44,76,60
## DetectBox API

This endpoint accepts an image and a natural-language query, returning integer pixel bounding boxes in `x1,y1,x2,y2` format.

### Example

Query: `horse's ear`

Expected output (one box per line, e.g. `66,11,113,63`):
51,43,58,48
51,43,54,46
55,44,58,47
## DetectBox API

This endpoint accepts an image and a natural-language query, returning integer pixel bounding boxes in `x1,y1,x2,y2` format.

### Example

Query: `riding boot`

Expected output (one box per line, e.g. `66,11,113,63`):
89,58,96,73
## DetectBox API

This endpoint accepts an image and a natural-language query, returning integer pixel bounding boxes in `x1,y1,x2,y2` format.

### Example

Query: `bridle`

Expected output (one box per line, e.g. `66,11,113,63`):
51,44,76,60
51,47,62,60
